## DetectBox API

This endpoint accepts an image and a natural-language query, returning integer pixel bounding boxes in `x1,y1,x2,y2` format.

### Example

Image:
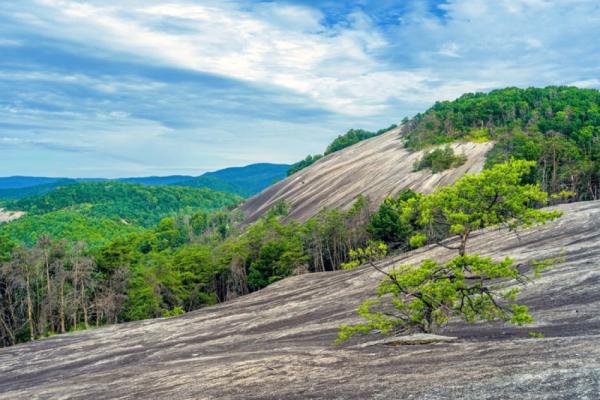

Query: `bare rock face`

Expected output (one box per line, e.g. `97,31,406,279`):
0,209,24,224
355,334,459,348
241,127,494,223
2,201,600,399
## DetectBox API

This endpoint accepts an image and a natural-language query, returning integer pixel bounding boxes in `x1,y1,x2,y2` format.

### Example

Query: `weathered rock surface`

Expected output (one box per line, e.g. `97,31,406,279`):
0,208,24,224
241,127,494,223
2,201,600,399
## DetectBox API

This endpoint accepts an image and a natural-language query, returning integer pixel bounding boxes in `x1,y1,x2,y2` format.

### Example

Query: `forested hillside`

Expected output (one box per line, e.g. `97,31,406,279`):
0,182,240,247
404,86,600,199
177,163,290,197
5,181,240,227
117,175,193,186
0,176,64,190
0,163,289,201
0,182,244,345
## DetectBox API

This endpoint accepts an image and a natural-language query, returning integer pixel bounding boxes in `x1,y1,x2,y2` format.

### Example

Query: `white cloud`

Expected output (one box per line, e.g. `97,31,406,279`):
0,70,165,93
0,0,598,177
569,79,600,88
438,42,461,57
0,38,22,46
3,0,597,119
3,1,423,116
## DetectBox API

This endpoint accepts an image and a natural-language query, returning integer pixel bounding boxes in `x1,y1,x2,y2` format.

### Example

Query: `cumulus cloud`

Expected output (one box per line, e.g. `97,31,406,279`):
0,0,598,177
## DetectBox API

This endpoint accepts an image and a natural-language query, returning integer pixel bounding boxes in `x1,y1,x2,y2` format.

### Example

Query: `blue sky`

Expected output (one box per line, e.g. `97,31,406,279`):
0,0,598,178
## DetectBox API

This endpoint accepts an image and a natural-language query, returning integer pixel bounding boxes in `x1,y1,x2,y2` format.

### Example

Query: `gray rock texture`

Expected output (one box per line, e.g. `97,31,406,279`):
1,201,600,399
241,127,494,223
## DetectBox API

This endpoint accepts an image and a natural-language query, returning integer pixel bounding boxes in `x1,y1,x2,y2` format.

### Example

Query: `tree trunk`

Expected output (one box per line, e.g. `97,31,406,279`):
45,253,54,335
59,279,66,333
81,283,89,329
72,259,79,329
459,232,470,257
25,275,35,341
0,316,15,346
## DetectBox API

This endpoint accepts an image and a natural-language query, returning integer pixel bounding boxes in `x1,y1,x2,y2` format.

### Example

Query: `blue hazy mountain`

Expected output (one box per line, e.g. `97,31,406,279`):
175,163,290,197
0,163,290,200
0,179,79,200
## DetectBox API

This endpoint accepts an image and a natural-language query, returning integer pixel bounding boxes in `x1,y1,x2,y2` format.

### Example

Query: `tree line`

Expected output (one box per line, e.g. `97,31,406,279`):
0,197,374,346
287,125,398,176
404,86,600,200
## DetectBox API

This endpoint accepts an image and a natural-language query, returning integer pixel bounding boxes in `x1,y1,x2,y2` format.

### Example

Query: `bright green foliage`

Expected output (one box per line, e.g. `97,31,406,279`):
405,160,562,255
172,245,224,309
405,86,599,149
325,126,397,155
235,214,308,291
408,232,427,249
0,232,15,262
413,146,467,173
465,128,491,143
339,160,561,343
404,86,600,199
162,307,185,318
287,154,323,176
5,181,241,227
0,181,241,249
528,331,545,339
338,253,547,342
341,241,388,270
0,211,140,247
102,217,227,321
368,189,418,247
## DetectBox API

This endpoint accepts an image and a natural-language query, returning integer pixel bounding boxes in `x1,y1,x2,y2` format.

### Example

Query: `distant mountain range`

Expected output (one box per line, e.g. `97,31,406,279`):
0,163,290,200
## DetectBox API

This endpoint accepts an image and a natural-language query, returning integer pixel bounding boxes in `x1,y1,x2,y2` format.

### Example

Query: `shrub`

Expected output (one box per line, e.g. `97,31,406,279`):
413,146,467,173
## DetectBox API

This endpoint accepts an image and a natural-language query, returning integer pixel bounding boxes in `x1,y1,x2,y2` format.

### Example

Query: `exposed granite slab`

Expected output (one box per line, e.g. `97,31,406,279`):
0,208,24,224
1,201,599,399
240,127,494,223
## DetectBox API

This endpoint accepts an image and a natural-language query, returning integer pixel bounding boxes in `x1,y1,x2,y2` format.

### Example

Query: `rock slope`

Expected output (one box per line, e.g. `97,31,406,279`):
241,127,494,223
0,209,24,224
2,201,599,399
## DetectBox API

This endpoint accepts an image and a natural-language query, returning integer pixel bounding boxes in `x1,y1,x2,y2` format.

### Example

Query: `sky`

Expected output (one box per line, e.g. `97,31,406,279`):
0,0,599,178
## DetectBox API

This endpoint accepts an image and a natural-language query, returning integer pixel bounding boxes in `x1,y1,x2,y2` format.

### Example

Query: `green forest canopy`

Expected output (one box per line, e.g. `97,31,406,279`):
5,181,241,227
404,86,600,199
0,181,241,247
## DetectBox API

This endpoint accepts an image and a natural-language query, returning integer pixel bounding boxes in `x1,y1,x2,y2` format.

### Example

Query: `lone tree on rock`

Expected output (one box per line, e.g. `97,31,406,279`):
338,160,562,342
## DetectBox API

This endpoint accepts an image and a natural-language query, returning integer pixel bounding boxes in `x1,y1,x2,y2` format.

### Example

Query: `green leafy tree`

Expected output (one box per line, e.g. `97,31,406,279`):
405,159,562,256
413,146,467,173
368,189,418,247
403,86,600,200
338,160,561,342
338,254,547,342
